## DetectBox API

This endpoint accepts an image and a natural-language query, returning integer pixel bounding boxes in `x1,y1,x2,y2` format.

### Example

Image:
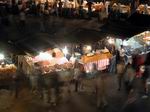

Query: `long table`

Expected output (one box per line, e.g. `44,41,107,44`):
81,53,112,72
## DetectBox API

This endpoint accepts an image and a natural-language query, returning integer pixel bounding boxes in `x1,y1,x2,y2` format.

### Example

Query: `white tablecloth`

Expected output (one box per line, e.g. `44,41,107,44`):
83,59,109,72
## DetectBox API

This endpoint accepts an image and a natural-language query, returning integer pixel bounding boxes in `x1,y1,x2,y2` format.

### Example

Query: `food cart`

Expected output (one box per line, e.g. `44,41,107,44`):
0,58,17,90
21,48,74,83
81,51,112,73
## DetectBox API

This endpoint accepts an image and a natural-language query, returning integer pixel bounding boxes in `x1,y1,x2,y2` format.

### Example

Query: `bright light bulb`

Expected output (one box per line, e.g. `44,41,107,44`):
62,46,68,56
86,45,92,51
0,53,4,60
108,38,114,44
39,52,52,60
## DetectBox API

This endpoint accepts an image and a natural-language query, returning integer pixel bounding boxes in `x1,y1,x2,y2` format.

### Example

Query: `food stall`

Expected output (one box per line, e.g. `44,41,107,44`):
113,31,150,76
0,53,17,88
21,48,74,82
81,51,112,73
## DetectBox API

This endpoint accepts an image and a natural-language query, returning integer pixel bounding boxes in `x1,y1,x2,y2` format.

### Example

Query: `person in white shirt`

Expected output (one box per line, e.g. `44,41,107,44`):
119,45,125,62
119,45,125,57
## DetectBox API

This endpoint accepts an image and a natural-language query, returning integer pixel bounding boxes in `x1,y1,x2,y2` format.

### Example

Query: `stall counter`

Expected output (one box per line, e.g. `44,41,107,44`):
81,52,112,64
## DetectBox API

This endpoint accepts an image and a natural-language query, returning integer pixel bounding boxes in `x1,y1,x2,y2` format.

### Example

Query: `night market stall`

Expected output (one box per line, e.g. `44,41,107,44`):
81,51,112,73
78,45,112,78
16,47,76,103
0,53,17,90
107,31,150,76
116,31,150,53
18,47,74,82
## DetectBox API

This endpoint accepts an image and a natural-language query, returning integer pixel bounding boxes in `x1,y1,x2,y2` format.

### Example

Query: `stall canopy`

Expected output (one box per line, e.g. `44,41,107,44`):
122,31,150,50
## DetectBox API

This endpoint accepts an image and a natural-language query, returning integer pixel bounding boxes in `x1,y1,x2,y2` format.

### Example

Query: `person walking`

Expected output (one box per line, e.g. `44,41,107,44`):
142,52,150,97
73,61,81,92
124,59,135,93
29,64,41,94
117,60,125,91
95,72,108,109
119,45,125,63
19,10,26,29
49,71,60,106
12,70,20,98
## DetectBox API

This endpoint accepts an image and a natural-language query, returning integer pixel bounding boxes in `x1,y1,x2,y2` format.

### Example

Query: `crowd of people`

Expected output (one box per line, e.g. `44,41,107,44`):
0,0,150,111
12,43,148,110
0,0,149,26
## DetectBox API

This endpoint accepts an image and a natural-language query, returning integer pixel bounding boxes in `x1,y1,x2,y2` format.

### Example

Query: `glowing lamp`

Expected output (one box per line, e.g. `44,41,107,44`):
123,40,128,46
62,46,68,56
86,45,92,51
108,38,115,44
39,52,52,61
146,41,150,45
86,70,90,73
143,36,150,41
0,53,4,60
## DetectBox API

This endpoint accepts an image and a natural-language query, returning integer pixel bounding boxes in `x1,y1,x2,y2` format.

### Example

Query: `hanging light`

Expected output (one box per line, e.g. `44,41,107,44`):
39,52,52,61
108,38,115,44
86,45,92,51
62,46,68,56
0,53,4,60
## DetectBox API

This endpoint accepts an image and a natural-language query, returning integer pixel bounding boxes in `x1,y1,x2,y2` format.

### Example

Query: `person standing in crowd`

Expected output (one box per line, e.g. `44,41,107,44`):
73,61,81,92
119,45,126,63
108,45,117,73
18,0,23,11
95,71,108,109
37,1,41,16
19,10,26,29
117,60,125,91
124,58,135,93
29,63,41,94
12,69,20,98
44,0,49,10
142,52,150,97
58,0,63,16
53,0,59,16
50,71,60,106
87,1,93,19
45,70,60,105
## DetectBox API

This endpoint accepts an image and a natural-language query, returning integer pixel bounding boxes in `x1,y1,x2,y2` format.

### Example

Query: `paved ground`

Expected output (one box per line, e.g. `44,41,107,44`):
0,15,150,112
0,73,150,112
0,15,105,54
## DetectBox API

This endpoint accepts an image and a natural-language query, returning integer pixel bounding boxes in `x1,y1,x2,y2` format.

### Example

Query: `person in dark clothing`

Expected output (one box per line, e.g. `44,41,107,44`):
12,71,20,98
124,61,135,94
44,71,60,105
142,52,150,95
145,52,150,66
58,0,63,16
117,61,125,91
87,1,93,19
44,0,49,10
116,49,120,64
12,3,19,15
73,61,81,92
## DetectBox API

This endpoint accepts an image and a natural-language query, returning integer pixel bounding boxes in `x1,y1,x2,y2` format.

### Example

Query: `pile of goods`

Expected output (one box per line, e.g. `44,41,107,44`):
41,63,74,74
0,64,17,80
